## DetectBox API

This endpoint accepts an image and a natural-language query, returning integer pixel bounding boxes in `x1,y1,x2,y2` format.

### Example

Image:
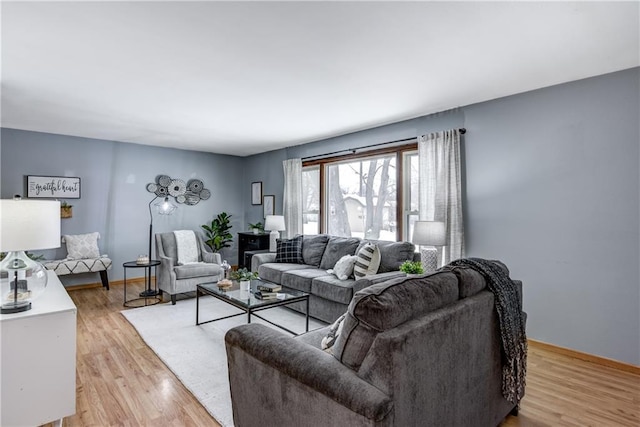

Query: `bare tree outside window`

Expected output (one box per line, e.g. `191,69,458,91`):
301,145,416,242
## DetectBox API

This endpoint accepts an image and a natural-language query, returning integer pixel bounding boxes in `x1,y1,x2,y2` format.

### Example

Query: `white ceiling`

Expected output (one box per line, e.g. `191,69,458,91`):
2,1,638,157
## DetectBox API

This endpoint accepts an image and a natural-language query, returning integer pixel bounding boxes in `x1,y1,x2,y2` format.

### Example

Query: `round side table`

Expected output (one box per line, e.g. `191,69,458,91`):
123,260,162,307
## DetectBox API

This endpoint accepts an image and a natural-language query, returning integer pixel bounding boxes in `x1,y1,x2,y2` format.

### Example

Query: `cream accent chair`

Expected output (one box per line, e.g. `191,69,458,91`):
155,232,222,304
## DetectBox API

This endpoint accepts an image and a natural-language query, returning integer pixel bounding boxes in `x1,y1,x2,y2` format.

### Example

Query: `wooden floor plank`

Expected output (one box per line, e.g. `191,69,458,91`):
41,283,638,427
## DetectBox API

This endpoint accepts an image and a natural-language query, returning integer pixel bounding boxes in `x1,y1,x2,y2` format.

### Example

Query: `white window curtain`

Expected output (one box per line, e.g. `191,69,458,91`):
282,158,303,238
418,129,465,265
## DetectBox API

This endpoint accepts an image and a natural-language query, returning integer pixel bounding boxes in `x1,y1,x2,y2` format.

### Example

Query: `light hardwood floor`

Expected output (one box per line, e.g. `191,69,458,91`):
50,283,639,427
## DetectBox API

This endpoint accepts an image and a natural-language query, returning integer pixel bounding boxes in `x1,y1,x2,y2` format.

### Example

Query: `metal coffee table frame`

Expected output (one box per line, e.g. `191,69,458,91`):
196,281,310,335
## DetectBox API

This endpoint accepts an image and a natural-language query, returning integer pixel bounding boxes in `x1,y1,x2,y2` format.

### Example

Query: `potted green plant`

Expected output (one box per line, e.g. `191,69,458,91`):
248,221,264,234
399,260,424,276
60,201,73,218
202,212,233,252
230,267,258,291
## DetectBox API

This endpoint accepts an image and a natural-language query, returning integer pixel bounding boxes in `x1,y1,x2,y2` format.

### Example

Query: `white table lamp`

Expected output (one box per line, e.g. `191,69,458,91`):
0,196,61,313
264,215,286,252
411,221,446,272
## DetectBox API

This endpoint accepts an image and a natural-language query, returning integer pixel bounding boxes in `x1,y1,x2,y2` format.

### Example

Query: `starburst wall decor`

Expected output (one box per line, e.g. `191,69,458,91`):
146,175,210,205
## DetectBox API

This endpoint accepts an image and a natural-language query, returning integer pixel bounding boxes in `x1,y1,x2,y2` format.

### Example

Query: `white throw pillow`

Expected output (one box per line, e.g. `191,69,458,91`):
330,255,357,280
63,232,100,260
321,312,347,353
353,243,381,279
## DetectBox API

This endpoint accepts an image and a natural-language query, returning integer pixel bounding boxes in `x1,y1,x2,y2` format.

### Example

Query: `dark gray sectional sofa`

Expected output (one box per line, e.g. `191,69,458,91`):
252,234,419,323
225,260,525,426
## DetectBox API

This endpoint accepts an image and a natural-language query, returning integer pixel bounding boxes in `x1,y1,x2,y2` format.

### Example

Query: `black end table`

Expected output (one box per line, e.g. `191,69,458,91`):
123,260,162,307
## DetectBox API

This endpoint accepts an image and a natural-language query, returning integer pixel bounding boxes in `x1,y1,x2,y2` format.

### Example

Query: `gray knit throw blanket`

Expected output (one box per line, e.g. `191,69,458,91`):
444,258,527,405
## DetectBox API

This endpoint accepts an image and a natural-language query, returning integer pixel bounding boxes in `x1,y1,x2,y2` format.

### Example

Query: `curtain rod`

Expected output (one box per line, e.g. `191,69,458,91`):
301,128,466,161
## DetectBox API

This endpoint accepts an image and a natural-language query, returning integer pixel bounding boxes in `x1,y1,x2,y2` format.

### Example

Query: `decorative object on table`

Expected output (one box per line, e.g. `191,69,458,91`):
136,255,150,265
60,201,73,218
251,182,262,205
411,221,446,272
27,175,81,199
264,215,286,252
263,195,275,218
145,175,210,205
248,221,264,234
399,260,424,275
220,259,231,279
0,196,61,313
202,212,233,252
230,268,258,282
217,279,232,290
230,267,258,291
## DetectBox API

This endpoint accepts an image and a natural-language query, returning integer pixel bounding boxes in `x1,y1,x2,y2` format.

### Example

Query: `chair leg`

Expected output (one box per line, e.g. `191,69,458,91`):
171,294,177,305
99,270,110,290
510,406,519,417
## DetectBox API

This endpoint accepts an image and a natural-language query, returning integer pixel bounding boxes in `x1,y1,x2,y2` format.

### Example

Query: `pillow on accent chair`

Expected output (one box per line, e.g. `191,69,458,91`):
328,255,357,280
275,235,304,264
63,232,101,260
353,243,381,279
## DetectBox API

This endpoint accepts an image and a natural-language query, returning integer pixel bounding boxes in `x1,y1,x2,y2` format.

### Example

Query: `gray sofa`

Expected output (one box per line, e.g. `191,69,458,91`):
252,235,419,323
225,261,524,426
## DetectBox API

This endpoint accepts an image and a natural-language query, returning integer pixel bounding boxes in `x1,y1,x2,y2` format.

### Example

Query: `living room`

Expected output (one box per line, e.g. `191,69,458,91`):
1,2,638,426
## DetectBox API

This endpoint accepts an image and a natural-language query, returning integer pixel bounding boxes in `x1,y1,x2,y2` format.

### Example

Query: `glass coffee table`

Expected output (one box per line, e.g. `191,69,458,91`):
196,278,310,335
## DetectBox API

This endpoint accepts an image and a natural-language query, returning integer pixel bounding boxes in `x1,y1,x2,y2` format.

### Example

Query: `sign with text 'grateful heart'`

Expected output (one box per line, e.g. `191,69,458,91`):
27,175,81,199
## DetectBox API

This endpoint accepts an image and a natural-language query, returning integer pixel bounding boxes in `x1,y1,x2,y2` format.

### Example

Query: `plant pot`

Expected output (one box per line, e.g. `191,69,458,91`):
240,280,251,292
252,228,259,234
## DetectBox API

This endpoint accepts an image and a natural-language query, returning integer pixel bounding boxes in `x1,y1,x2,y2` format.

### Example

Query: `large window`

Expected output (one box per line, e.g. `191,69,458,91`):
302,144,417,241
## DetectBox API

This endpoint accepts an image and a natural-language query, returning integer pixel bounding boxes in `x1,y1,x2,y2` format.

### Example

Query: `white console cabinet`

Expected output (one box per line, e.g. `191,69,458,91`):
1,271,77,426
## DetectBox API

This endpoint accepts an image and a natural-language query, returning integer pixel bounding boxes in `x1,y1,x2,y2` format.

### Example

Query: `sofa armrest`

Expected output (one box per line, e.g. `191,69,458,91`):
252,252,277,272
157,254,176,292
225,324,393,424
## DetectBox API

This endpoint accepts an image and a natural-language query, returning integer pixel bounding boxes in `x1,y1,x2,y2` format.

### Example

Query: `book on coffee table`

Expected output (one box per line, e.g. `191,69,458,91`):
254,291,278,300
256,283,282,292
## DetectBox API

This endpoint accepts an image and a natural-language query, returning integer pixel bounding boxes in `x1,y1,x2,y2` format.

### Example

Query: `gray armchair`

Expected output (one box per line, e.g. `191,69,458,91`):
155,232,223,304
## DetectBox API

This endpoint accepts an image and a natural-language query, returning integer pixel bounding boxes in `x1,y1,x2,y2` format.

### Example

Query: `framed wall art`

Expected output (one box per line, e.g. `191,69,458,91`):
27,175,81,199
251,182,263,205
263,195,274,218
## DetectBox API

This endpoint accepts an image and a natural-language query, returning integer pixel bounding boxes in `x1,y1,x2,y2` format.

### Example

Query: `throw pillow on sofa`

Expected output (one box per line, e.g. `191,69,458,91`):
353,243,381,279
328,255,357,280
321,312,347,353
275,235,303,263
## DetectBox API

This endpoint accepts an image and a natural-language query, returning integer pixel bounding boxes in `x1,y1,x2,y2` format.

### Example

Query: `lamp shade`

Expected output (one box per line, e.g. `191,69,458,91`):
412,221,446,247
1,199,61,251
264,215,286,231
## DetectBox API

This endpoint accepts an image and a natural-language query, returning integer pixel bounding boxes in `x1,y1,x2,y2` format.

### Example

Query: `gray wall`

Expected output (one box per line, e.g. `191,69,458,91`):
0,129,245,284
246,68,640,365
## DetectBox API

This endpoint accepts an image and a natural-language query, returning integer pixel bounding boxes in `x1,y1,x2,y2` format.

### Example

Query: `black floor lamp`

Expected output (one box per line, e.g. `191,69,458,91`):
141,195,177,297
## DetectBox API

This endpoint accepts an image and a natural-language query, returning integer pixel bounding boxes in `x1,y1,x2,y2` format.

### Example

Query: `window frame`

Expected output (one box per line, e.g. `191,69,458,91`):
302,142,417,241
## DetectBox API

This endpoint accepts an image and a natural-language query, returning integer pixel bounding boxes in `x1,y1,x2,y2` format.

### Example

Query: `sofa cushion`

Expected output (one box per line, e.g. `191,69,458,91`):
258,263,316,284
311,275,357,305
302,235,330,267
63,232,101,260
281,269,331,293
332,271,459,370
353,243,381,279
319,237,361,270
275,235,304,263
174,262,221,280
357,240,415,273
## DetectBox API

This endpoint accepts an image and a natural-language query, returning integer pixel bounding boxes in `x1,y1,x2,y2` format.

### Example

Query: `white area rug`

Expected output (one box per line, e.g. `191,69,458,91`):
121,297,326,427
